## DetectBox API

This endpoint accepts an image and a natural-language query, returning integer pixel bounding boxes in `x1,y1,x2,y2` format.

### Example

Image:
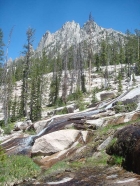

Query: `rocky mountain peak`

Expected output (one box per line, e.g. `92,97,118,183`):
36,20,125,57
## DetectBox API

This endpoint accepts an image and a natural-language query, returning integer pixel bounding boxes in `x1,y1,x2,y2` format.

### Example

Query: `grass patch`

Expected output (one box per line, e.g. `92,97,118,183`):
0,154,41,184
25,128,36,135
108,155,125,166
86,151,109,167
112,155,124,166
44,161,69,175
69,161,84,169
96,117,140,137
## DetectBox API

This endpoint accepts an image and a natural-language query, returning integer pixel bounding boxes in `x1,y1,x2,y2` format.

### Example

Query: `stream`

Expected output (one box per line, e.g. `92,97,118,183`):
1,88,131,156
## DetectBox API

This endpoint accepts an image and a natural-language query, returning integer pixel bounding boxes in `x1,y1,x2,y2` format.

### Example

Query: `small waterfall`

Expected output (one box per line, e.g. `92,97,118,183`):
2,89,131,156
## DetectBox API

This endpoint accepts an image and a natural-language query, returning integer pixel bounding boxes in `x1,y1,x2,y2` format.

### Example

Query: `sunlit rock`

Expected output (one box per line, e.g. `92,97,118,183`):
100,92,116,101
14,120,32,131
34,141,79,168
32,129,80,156
120,87,140,106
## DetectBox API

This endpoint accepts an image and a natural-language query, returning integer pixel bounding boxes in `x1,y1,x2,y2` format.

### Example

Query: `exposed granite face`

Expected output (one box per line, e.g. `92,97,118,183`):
36,20,124,57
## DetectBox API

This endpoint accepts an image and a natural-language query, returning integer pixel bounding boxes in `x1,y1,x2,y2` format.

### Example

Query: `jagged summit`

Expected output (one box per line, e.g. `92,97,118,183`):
36,20,124,57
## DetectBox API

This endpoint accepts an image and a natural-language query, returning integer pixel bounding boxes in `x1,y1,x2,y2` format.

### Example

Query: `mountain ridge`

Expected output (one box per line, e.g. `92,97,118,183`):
36,20,125,57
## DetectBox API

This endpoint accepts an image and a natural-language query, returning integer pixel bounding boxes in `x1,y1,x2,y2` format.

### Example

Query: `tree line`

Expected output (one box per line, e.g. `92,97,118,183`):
0,23,140,125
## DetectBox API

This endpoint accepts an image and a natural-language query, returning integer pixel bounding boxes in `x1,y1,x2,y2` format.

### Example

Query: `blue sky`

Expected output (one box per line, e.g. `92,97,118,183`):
0,0,140,60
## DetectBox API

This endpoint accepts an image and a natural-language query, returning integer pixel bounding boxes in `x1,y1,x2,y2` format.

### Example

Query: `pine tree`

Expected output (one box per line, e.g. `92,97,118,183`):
95,53,100,72
2,27,14,125
30,58,42,122
10,96,17,122
61,33,68,104
20,27,35,118
119,46,125,72
135,29,140,74
100,40,107,66
87,13,94,92
49,54,62,106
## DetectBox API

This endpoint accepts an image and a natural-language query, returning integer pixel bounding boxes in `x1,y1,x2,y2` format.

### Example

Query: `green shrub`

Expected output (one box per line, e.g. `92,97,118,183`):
3,126,11,134
0,145,6,162
67,88,83,102
0,120,4,127
56,107,68,115
91,88,99,104
55,97,65,107
0,155,41,184
114,101,137,113
86,151,108,166
118,78,122,92
108,155,125,166
44,161,69,175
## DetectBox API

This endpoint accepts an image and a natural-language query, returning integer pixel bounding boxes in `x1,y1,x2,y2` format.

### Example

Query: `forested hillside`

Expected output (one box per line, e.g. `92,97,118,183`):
0,17,139,125
0,16,140,186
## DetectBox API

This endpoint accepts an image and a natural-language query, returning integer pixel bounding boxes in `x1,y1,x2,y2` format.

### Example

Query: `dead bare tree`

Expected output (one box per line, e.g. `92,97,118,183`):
2,26,14,125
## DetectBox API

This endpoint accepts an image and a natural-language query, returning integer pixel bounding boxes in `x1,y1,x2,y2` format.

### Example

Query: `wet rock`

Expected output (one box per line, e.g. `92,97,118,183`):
0,131,32,156
106,123,140,174
34,119,48,133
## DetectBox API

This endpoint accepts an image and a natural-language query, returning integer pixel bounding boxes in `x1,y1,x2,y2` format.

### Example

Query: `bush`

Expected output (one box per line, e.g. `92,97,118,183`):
0,120,4,127
114,101,137,113
3,126,11,134
55,97,65,107
67,88,83,102
108,155,124,166
91,88,99,104
56,107,68,115
77,101,86,111
0,154,41,184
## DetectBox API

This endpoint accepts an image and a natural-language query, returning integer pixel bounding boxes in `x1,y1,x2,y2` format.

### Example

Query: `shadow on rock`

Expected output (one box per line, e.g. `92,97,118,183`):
106,123,140,174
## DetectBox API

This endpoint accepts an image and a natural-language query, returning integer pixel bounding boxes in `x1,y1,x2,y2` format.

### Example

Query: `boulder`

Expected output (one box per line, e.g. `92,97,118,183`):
34,141,79,168
97,136,113,151
86,111,140,128
120,87,140,105
32,129,81,156
106,124,140,174
33,131,89,169
67,104,76,113
0,131,32,156
34,119,48,133
14,120,32,131
100,92,116,101
81,131,89,143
